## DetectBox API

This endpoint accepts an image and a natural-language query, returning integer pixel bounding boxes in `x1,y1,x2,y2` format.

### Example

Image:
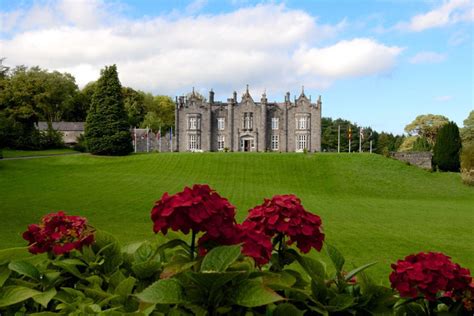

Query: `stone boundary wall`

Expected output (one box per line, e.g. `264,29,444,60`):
390,152,432,170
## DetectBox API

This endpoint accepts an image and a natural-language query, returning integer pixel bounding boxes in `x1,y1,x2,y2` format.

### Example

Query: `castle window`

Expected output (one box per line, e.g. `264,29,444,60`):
271,117,279,130
271,135,279,150
296,114,310,130
217,117,225,130
296,134,308,151
243,112,253,130
217,135,225,150
188,117,201,130
188,134,200,151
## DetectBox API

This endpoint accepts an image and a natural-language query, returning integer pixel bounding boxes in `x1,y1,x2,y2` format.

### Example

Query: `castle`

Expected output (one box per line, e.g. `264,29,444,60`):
174,86,322,152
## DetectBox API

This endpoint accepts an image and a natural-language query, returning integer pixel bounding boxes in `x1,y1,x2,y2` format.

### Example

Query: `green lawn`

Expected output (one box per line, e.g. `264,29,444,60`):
2,148,77,158
0,152,473,283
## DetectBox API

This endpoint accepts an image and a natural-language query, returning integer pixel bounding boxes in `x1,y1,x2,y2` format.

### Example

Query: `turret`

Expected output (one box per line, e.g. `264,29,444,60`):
209,89,214,104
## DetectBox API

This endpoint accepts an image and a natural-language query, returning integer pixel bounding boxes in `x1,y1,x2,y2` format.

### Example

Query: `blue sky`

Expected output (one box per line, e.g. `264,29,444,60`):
0,0,472,134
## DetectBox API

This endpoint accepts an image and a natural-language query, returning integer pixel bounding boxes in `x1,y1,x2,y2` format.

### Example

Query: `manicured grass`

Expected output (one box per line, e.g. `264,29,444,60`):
0,152,472,283
2,148,77,158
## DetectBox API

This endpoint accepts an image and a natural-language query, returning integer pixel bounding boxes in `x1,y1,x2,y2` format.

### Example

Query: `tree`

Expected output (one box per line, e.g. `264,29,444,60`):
0,66,79,149
141,95,175,133
122,87,146,127
404,114,449,145
460,110,474,144
412,136,431,151
84,65,133,156
35,70,78,127
433,121,462,172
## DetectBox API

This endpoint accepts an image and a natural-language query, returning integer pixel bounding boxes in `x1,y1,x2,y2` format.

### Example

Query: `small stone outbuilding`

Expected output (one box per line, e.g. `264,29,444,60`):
36,122,84,145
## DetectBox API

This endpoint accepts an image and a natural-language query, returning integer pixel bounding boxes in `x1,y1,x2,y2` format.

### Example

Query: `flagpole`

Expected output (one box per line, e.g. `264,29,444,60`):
348,125,351,153
146,127,150,153
359,127,362,153
159,126,162,153
370,140,373,153
337,125,340,153
170,127,173,152
134,127,137,153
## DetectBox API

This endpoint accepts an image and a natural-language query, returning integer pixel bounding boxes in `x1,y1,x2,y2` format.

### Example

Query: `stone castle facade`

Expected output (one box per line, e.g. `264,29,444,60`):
174,86,322,152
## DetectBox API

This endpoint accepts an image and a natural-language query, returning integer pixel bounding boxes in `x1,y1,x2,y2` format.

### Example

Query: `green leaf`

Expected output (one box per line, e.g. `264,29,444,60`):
231,279,284,307
32,287,57,308
0,285,41,308
261,271,297,289
93,230,123,275
344,262,377,282
115,276,136,297
200,244,241,272
311,279,328,303
185,271,243,292
327,294,355,312
60,258,87,266
0,247,31,265
273,303,305,316
294,254,326,281
134,241,154,263
136,278,184,304
0,265,12,287
53,261,84,279
160,261,196,279
132,260,161,279
156,239,191,253
325,243,345,273
8,260,41,280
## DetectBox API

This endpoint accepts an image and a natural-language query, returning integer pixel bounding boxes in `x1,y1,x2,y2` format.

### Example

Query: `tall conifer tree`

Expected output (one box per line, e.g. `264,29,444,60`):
433,121,462,172
85,65,132,155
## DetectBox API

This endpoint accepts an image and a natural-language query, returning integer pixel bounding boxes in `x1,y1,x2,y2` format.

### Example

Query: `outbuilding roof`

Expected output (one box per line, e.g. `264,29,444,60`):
36,122,85,131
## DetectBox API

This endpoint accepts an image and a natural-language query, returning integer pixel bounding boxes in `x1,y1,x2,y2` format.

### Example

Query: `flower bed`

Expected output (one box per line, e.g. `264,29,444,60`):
0,184,472,315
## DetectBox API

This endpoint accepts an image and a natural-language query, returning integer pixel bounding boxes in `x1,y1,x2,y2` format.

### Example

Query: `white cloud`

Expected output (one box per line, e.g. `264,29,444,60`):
0,1,401,96
434,95,453,102
409,51,447,64
185,0,208,15
396,0,473,32
293,38,403,79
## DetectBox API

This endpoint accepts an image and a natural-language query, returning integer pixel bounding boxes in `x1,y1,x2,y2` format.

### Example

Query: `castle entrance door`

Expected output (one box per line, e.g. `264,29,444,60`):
240,136,254,152
244,140,250,152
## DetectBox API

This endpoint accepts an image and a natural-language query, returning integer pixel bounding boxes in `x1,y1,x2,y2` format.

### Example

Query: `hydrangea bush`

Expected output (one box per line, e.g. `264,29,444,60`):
0,184,472,315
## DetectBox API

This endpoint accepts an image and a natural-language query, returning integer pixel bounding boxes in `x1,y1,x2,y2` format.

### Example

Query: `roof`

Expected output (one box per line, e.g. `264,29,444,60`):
36,122,85,131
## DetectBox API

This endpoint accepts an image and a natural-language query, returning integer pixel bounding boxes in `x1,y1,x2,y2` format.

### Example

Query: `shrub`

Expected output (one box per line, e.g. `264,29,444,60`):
38,127,64,149
72,133,87,152
433,121,462,172
23,211,94,255
461,142,474,185
84,65,133,156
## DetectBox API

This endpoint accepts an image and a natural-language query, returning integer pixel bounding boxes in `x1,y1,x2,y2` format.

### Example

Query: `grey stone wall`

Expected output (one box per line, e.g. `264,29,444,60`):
390,152,433,170
174,87,322,152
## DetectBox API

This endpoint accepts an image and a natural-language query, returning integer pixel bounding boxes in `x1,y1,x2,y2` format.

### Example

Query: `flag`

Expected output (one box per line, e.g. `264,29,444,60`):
156,128,161,140
348,126,352,140
359,128,364,140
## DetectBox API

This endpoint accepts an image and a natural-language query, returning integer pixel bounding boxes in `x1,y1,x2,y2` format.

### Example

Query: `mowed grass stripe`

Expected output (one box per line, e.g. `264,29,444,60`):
0,152,473,283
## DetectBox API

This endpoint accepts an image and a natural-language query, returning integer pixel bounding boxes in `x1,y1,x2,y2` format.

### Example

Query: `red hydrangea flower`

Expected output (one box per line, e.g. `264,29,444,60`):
151,184,237,240
389,252,472,302
243,194,325,253
238,221,273,265
22,211,94,255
